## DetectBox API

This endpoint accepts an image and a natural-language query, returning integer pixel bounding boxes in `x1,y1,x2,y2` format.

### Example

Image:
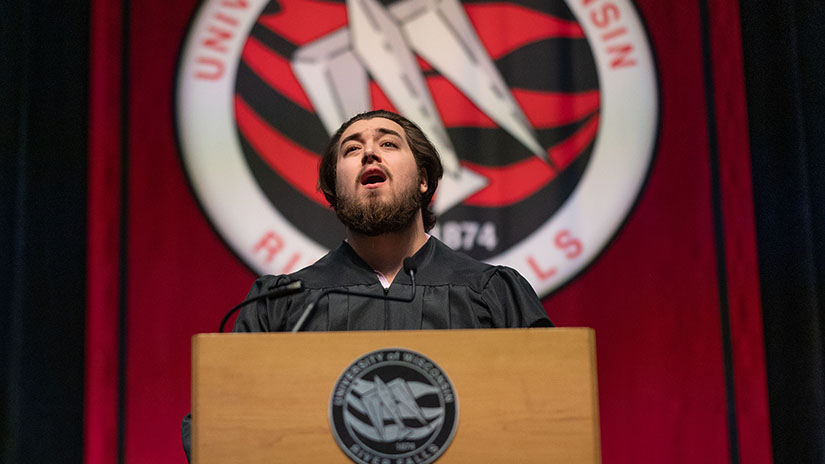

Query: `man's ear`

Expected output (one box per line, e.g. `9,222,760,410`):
419,169,428,194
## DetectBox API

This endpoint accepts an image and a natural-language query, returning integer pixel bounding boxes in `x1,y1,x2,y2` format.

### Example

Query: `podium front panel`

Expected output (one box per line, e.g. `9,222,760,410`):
192,328,600,463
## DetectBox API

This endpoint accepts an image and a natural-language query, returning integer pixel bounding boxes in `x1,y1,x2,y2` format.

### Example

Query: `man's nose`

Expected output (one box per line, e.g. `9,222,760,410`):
361,141,381,164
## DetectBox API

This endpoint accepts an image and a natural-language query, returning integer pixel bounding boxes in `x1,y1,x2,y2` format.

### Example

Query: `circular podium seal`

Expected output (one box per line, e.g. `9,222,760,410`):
329,349,458,464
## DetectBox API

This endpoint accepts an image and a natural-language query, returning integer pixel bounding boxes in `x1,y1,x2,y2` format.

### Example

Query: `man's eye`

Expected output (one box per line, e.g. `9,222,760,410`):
381,141,398,148
345,145,359,153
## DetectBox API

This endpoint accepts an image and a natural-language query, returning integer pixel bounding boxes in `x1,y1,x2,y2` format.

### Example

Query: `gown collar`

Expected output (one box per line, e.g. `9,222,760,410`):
335,236,436,287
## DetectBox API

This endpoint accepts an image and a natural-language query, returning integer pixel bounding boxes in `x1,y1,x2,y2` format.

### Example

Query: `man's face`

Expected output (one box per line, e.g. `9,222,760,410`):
334,117,428,235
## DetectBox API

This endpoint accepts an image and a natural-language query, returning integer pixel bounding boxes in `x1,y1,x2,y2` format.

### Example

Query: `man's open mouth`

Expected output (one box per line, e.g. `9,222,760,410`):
360,168,387,187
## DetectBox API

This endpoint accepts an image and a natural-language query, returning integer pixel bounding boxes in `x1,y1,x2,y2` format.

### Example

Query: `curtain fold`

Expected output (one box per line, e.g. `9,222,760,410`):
741,1,825,462
0,1,90,463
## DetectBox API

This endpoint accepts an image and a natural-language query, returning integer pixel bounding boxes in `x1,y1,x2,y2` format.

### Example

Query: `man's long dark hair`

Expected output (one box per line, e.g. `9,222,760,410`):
317,110,444,232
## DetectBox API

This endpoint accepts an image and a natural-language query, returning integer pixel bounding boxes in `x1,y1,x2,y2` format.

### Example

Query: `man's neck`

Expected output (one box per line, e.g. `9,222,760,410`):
346,215,429,285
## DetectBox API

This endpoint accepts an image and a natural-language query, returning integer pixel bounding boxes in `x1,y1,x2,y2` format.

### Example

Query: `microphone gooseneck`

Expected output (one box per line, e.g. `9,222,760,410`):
291,259,418,333
219,280,303,333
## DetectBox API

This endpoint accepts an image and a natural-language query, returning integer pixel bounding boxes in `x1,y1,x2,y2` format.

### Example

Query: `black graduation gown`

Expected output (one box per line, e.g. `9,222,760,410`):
235,237,552,332
182,237,551,461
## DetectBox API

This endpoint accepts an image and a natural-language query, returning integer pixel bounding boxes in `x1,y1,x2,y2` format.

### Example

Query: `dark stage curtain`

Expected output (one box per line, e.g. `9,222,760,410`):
0,0,89,463
741,1,825,463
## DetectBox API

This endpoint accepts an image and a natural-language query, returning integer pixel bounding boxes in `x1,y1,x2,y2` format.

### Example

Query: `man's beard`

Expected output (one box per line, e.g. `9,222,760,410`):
335,181,422,236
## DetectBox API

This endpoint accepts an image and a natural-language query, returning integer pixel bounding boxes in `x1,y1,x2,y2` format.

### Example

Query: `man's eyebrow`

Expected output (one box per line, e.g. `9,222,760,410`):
339,132,363,148
376,128,402,139
338,128,404,148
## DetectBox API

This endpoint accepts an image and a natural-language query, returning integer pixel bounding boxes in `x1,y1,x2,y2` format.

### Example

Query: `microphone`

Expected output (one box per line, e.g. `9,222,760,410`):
291,258,418,333
402,257,417,284
219,280,303,332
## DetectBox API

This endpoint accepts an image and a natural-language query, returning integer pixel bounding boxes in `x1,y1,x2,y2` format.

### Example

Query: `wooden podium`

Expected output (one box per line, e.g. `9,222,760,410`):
191,328,600,463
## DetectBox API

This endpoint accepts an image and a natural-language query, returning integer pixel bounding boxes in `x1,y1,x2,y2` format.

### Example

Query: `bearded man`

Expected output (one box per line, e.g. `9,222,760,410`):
236,110,551,332
182,110,550,460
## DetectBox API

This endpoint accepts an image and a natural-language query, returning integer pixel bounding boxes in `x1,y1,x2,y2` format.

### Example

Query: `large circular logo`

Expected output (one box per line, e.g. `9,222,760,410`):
329,349,458,464
176,0,659,296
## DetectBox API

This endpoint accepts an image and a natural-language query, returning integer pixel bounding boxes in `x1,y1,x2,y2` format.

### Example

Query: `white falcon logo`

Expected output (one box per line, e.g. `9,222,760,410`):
291,0,548,214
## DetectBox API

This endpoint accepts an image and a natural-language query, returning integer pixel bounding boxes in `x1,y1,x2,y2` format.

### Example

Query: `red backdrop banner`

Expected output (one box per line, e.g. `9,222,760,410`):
86,0,771,462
